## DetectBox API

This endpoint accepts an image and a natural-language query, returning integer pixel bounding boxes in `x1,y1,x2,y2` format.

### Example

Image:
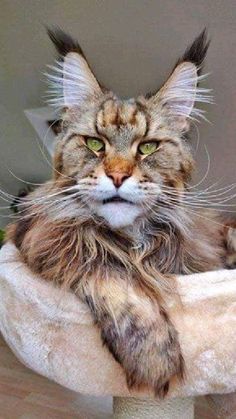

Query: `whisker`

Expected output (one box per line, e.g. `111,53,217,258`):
0,184,80,213
5,168,45,187
147,196,233,228
155,182,236,202
2,190,88,221
187,144,211,190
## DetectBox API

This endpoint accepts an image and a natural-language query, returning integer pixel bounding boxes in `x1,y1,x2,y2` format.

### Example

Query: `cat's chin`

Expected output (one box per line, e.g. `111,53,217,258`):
95,202,144,229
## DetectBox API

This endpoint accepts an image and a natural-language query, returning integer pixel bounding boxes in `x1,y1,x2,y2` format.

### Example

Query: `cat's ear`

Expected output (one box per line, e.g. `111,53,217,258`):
148,30,211,130
46,28,102,108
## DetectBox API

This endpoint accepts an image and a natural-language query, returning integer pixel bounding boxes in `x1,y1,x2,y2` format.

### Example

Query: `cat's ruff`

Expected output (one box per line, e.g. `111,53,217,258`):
0,241,236,417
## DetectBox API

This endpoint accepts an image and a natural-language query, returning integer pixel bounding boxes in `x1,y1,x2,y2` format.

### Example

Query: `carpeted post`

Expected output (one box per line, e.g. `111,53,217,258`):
113,396,194,419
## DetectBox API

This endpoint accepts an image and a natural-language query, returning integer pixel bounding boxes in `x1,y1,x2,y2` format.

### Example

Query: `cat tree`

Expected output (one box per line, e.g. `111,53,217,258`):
0,242,236,418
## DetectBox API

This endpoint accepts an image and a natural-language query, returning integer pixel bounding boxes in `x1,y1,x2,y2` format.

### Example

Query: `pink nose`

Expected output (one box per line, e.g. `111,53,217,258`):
107,172,130,188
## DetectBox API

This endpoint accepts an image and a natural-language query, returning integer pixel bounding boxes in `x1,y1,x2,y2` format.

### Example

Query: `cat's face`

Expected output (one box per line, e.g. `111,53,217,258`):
48,29,210,229
55,97,194,228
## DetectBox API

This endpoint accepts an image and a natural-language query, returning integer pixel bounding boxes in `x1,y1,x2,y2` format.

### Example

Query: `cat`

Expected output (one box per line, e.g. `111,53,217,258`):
6,28,236,397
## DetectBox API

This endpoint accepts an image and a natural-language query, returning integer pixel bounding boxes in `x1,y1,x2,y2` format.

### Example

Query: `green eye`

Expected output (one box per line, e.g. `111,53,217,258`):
86,137,105,152
138,141,159,155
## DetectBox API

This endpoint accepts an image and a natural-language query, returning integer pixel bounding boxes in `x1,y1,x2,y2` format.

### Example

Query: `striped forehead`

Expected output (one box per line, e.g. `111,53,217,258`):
96,99,148,146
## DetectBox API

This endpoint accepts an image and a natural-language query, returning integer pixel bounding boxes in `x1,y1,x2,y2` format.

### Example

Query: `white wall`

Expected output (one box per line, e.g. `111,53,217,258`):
1,0,236,226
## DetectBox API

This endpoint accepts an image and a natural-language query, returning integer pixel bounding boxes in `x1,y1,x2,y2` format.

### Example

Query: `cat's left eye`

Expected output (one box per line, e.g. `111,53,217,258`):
86,137,105,152
138,141,160,155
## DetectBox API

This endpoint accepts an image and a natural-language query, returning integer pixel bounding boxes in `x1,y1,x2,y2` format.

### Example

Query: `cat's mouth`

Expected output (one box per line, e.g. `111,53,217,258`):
102,196,134,205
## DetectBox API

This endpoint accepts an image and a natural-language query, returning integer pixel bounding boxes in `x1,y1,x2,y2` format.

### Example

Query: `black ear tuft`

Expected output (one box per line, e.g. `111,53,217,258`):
178,29,210,73
47,26,85,57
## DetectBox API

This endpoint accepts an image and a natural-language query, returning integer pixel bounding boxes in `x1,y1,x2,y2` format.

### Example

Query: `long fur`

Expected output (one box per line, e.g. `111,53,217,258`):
6,29,232,397
6,183,224,396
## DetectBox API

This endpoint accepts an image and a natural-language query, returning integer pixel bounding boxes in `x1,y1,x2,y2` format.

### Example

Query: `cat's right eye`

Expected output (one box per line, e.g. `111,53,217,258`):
138,141,160,156
85,137,105,153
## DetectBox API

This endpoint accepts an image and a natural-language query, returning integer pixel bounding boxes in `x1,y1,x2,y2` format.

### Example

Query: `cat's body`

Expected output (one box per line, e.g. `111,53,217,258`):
6,29,236,396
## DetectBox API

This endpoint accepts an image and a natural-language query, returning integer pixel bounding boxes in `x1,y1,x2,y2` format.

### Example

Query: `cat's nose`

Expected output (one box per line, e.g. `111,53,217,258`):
107,172,130,188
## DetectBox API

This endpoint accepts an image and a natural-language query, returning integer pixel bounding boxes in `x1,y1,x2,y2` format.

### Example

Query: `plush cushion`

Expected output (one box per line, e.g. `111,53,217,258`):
0,242,236,404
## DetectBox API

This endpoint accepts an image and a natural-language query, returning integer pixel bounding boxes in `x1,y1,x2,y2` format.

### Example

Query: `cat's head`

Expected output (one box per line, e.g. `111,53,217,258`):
46,28,211,229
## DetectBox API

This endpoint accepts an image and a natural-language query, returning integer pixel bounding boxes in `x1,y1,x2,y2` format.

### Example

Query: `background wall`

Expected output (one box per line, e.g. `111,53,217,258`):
0,0,236,226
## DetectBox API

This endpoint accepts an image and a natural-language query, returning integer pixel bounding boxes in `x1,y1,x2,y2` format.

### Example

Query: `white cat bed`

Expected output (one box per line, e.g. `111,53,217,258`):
0,242,236,418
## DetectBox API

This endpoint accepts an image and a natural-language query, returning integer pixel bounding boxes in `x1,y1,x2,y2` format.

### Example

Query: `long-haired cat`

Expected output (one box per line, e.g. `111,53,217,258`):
6,28,235,397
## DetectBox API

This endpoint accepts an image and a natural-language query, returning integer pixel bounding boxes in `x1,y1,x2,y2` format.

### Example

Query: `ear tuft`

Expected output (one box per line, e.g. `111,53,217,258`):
47,27,85,58
148,30,212,128
45,27,102,109
177,29,210,74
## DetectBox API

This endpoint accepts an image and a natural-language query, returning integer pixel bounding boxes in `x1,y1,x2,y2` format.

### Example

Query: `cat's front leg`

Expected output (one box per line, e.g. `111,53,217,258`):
78,278,184,397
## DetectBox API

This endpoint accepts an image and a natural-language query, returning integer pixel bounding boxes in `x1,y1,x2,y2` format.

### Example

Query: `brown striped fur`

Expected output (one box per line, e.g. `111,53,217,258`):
5,29,234,397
